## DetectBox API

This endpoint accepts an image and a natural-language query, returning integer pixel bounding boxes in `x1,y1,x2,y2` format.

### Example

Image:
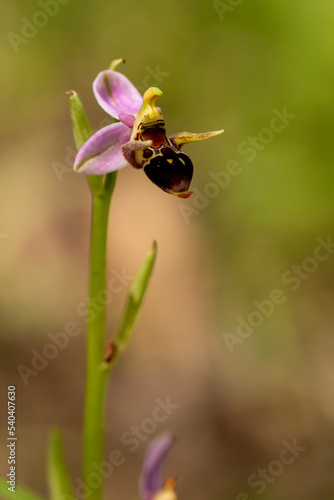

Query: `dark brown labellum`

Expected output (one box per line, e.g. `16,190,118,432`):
142,144,193,196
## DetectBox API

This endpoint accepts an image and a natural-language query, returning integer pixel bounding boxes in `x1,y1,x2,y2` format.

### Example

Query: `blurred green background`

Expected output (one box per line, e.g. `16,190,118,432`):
1,1,334,499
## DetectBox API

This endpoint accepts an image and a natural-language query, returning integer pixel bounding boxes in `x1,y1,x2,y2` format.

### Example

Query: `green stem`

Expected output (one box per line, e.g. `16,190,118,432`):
83,174,116,500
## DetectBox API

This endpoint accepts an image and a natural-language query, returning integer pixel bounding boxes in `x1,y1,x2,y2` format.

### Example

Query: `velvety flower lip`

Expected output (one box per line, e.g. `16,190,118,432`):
140,435,175,500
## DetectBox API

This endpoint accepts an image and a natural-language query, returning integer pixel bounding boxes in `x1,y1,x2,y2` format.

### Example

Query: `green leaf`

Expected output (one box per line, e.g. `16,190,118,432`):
67,90,102,194
0,476,45,500
114,241,157,356
48,429,75,500
67,90,93,150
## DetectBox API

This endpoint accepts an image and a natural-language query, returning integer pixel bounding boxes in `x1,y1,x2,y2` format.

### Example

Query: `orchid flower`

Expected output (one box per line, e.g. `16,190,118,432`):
73,60,223,198
140,435,177,500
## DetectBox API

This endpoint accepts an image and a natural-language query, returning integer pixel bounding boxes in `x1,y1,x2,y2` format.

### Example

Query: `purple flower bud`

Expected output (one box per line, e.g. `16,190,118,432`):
139,435,175,500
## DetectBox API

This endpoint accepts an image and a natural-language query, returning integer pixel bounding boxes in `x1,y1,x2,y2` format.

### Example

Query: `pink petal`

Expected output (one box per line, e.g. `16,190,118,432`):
74,122,131,175
119,112,136,128
93,70,142,120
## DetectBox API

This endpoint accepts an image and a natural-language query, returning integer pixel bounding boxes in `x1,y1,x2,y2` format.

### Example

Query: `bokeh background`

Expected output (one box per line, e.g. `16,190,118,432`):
1,1,334,499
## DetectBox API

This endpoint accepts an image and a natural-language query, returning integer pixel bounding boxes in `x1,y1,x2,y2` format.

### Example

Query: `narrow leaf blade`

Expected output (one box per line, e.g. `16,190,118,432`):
67,90,102,193
48,429,75,500
68,90,93,149
115,241,157,355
